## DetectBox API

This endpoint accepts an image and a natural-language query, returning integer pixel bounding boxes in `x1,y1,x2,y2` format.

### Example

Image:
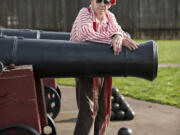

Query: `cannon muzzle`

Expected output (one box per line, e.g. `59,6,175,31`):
0,28,70,40
0,36,158,81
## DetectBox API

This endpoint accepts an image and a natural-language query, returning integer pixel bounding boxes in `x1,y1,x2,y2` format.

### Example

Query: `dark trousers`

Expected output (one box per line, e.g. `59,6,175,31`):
73,77,110,135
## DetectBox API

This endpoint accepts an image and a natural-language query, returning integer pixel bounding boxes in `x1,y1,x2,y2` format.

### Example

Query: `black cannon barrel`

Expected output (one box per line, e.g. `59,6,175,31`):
0,36,158,81
0,28,70,40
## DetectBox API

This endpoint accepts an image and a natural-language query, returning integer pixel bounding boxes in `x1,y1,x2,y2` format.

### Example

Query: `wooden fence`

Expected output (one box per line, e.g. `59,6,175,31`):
0,0,179,39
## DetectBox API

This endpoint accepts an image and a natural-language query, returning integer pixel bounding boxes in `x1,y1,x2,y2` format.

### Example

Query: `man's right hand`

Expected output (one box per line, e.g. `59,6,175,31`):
110,34,123,56
111,35,138,56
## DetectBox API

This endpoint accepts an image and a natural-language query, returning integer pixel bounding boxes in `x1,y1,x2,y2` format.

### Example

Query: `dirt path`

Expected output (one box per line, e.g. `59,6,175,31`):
54,86,180,135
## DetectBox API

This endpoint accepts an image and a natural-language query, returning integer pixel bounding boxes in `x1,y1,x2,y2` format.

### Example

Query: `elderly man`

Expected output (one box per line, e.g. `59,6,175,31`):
70,0,138,134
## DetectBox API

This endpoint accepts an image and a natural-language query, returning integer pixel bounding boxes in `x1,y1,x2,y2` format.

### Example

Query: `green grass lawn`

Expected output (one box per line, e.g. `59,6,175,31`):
136,40,180,64
112,67,180,108
156,40,180,64
56,40,180,108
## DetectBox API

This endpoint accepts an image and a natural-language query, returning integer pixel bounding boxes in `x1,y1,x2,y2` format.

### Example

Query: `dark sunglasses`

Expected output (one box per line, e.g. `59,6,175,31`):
96,0,111,5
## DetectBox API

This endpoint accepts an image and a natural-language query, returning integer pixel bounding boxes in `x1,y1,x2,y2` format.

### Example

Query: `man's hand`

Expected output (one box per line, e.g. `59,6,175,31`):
110,35,123,56
111,34,138,56
122,38,138,51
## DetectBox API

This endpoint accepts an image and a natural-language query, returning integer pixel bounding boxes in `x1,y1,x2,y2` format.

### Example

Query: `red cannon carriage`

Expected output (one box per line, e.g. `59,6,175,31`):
0,35,158,134
0,28,70,120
